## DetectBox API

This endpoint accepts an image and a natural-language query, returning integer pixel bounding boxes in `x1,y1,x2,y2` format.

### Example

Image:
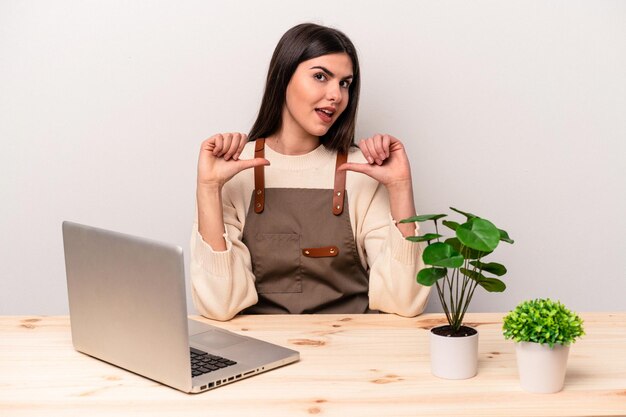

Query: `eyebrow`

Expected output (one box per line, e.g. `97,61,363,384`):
309,65,353,80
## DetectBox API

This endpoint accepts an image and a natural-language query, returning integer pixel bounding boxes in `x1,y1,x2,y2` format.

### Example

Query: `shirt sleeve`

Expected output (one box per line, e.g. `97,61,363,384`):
357,183,431,317
190,194,259,321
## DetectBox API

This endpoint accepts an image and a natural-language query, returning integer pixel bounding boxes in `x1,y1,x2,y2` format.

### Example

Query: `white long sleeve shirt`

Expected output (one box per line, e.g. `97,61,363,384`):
190,142,431,320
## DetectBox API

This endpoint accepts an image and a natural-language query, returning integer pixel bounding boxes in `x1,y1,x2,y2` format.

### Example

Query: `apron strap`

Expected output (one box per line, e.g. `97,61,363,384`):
253,138,347,216
333,152,348,216
253,138,265,213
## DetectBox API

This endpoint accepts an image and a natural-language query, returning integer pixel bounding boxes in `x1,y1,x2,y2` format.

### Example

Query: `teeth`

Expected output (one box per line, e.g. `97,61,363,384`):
319,109,332,116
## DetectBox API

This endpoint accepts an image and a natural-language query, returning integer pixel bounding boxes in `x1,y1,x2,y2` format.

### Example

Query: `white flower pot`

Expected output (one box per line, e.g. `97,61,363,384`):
515,341,570,393
429,326,479,380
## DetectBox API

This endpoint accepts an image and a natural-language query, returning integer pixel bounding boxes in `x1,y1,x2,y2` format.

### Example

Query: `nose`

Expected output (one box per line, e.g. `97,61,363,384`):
326,82,343,104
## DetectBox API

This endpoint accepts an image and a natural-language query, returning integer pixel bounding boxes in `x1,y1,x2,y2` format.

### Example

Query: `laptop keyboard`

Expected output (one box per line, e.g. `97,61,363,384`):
190,347,237,377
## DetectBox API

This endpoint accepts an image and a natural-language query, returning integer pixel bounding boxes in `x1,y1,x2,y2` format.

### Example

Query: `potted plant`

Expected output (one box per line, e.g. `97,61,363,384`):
502,298,585,393
401,207,514,379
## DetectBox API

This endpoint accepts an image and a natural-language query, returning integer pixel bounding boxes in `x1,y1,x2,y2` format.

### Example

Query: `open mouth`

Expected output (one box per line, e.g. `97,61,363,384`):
315,108,334,123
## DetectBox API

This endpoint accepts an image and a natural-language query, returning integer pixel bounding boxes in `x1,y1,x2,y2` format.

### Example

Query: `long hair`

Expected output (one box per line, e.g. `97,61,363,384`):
248,23,360,154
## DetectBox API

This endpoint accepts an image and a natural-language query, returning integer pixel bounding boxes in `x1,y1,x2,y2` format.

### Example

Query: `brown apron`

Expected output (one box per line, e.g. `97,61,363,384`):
241,138,373,314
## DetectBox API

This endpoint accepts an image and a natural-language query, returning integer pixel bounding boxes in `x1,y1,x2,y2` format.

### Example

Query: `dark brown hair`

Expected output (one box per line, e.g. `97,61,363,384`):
248,23,360,153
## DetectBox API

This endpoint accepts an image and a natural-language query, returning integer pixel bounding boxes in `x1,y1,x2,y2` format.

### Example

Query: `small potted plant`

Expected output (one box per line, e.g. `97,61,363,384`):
502,298,585,393
401,207,514,379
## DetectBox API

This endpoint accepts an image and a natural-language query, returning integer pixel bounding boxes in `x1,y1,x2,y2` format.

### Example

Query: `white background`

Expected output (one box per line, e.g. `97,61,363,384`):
1,0,624,315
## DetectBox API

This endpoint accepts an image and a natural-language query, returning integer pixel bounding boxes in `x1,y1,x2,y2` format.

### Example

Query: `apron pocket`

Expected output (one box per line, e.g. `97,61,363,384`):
252,233,302,294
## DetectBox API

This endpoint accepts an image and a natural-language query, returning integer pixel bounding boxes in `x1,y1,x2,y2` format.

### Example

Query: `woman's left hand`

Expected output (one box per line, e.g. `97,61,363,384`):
340,134,417,236
338,134,412,188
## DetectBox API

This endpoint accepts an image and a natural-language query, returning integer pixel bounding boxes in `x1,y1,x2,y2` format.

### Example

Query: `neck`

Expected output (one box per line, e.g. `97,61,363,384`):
266,132,319,156
266,108,320,155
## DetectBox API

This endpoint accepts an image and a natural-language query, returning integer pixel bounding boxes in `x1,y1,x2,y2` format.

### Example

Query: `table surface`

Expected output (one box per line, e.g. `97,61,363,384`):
1,312,625,417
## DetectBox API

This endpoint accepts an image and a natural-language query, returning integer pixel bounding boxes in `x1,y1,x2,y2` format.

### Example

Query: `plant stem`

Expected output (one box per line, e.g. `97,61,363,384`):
455,264,460,325
455,258,469,329
458,257,484,323
451,268,460,330
435,281,452,325
447,271,455,327
459,281,479,321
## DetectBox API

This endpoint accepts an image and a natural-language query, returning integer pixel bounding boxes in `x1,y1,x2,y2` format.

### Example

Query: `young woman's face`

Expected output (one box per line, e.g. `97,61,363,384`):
282,52,354,139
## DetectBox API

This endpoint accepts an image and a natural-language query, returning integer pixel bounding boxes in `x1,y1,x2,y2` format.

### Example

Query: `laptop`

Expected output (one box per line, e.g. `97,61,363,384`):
62,221,299,393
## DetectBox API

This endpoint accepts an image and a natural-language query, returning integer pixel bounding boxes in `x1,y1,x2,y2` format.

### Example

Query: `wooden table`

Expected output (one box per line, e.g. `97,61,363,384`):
1,313,625,416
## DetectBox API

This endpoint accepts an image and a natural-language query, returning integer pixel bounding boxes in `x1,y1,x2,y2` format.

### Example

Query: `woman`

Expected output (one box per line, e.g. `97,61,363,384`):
191,23,430,320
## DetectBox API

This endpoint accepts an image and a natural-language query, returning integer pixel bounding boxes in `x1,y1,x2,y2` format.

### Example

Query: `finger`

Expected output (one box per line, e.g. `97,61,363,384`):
234,134,248,160
236,157,270,172
382,134,391,158
364,137,382,165
212,134,224,156
337,162,374,175
218,133,234,157
372,134,387,163
358,139,374,164
223,133,241,161
201,137,215,153
388,135,404,152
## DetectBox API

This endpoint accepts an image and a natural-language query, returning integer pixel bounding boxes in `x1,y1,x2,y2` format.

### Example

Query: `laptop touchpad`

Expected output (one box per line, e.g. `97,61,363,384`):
190,330,247,350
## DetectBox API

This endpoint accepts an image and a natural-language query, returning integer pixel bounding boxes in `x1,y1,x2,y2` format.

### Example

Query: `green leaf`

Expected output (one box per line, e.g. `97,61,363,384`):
460,267,486,281
456,218,501,252
406,234,443,243
450,207,478,219
445,238,491,260
499,228,515,244
422,242,464,268
502,298,585,346
416,267,447,286
442,220,460,231
476,277,506,292
460,268,505,292
399,214,447,223
469,261,507,276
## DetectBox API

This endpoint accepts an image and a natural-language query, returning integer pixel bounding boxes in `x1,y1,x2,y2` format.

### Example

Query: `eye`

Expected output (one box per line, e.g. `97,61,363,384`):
340,80,352,89
314,72,327,82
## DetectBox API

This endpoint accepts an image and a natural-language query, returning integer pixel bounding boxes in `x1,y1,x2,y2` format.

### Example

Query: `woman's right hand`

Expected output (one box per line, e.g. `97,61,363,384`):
197,133,269,189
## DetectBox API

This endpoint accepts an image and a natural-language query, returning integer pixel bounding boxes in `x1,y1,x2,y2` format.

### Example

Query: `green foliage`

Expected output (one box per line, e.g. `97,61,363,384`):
403,207,514,333
456,218,500,252
423,242,464,268
406,233,443,243
400,214,447,223
416,267,447,286
502,298,585,348
445,237,490,260
469,261,507,276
